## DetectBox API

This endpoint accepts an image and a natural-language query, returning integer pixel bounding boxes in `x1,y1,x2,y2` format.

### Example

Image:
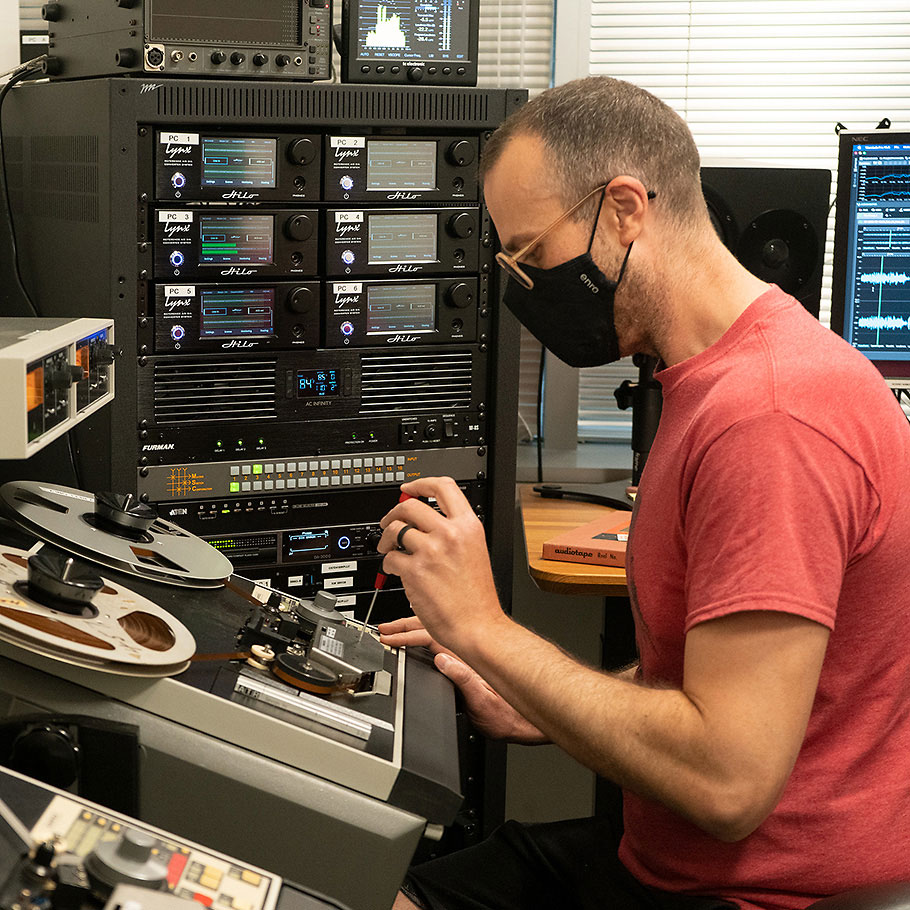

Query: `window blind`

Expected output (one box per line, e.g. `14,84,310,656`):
478,0,555,441
567,0,910,441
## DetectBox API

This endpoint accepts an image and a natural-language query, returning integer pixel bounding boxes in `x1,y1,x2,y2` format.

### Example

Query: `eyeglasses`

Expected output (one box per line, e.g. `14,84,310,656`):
495,183,656,290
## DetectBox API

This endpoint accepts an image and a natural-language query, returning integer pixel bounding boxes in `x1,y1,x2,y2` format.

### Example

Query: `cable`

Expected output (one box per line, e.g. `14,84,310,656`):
535,343,545,483
0,57,48,318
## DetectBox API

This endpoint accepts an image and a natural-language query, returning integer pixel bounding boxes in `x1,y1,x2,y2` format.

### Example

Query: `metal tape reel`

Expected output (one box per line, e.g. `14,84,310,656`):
0,482,232,588
0,547,195,676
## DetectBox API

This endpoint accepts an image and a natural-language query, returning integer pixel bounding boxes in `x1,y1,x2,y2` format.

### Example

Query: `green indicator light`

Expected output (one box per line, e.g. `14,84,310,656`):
230,482,240,493
216,440,223,447
258,438,265,445
253,465,263,475
237,439,244,446
222,509,231,514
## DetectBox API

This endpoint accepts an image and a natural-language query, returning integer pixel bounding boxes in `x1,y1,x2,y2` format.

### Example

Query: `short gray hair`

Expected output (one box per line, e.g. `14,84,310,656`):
481,76,706,227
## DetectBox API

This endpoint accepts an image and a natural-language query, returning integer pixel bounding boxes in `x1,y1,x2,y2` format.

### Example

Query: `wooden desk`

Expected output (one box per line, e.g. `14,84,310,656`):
518,483,629,597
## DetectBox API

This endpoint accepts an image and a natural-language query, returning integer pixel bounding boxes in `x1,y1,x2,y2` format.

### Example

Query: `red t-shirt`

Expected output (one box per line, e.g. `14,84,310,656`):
619,286,910,908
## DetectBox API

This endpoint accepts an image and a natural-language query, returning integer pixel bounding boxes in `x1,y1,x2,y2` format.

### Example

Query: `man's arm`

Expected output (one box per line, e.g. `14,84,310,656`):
379,477,830,843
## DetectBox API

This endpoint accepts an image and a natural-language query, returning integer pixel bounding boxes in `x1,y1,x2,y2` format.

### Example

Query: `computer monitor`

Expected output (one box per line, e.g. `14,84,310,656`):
831,130,910,386
341,0,479,86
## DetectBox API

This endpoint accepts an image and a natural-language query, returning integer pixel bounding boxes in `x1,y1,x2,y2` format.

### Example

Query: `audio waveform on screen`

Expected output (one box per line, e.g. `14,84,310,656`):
857,315,910,330
859,271,910,286
366,4,408,47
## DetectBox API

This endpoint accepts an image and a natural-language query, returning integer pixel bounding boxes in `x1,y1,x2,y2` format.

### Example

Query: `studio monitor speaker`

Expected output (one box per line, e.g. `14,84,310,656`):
700,166,831,318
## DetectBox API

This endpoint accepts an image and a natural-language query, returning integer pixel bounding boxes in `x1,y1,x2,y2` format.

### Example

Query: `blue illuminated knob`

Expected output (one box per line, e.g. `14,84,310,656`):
171,172,186,189
170,325,186,341
341,321,354,336
338,536,351,550
341,250,355,265
339,175,354,191
169,250,185,267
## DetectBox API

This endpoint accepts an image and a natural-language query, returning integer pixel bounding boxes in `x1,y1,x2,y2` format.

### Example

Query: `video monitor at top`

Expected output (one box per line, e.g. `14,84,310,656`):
832,131,910,385
341,0,478,85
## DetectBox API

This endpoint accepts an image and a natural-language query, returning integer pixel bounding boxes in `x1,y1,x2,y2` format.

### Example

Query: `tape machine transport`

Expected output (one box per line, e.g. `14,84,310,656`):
0,480,462,910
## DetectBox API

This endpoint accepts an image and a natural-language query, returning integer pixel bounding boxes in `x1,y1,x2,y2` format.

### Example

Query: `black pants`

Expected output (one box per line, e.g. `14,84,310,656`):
404,789,737,910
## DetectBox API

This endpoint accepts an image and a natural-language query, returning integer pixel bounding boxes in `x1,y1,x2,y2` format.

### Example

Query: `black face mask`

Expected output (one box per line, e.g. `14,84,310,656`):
502,239,633,369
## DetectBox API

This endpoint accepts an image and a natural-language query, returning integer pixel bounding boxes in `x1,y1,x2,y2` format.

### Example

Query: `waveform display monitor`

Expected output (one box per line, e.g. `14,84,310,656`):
199,214,274,265
341,0,478,85
832,131,910,384
201,137,277,188
199,287,276,338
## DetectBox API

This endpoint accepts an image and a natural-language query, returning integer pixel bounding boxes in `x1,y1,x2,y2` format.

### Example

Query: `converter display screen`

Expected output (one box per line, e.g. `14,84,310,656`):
367,284,436,333
297,369,340,398
200,287,276,338
356,0,471,62
149,0,301,46
200,215,273,265
368,212,437,263
367,141,436,190
201,137,277,188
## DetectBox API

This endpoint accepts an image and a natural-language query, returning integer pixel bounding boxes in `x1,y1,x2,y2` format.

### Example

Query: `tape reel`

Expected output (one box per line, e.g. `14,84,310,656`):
0,482,232,588
0,547,195,677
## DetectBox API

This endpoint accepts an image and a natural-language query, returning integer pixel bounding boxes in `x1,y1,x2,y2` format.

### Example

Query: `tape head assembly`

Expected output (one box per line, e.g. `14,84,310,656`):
0,481,387,694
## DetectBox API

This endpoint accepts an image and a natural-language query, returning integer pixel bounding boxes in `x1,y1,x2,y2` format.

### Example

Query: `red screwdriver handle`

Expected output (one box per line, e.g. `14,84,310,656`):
374,491,413,590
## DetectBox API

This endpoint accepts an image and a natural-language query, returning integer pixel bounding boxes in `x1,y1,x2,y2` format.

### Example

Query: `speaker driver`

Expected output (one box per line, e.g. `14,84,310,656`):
735,210,820,304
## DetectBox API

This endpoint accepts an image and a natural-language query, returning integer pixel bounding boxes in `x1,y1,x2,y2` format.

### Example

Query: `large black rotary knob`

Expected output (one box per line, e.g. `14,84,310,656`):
284,213,314,242
287,286,315,314
444,282,474,309
446,140,475,167
447,212,475,239
9,725,79,789
287,138,317,166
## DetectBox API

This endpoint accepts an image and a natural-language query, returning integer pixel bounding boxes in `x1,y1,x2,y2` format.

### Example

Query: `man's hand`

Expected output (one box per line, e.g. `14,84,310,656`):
433,651,549,744
378,617,549,744
378,615,434,649
376,476,506,652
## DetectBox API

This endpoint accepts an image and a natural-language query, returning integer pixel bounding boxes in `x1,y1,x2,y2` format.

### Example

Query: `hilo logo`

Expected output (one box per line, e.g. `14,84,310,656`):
141,443,176,451
222,190,259,200
579,273,600,293
386,334,420,344
386,191,420,201
222,339,257,349
221,267,256,276
389,264,422,273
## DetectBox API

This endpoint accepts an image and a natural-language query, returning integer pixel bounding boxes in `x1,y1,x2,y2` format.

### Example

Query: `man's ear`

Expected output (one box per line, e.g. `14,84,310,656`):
604,177,650,245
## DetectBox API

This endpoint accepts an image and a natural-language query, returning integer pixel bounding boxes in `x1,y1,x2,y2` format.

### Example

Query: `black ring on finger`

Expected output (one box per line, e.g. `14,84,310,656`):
396,523,416,553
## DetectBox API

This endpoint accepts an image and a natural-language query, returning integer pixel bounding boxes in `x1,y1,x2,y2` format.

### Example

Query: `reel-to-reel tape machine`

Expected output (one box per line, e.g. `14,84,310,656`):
0,480,461,910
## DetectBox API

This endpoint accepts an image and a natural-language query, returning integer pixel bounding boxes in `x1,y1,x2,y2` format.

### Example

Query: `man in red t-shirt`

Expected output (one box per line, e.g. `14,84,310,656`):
376,75,910,910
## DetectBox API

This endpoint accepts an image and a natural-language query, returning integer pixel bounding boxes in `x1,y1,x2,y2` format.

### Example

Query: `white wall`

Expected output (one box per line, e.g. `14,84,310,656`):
0,0,19,71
